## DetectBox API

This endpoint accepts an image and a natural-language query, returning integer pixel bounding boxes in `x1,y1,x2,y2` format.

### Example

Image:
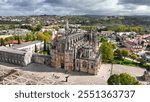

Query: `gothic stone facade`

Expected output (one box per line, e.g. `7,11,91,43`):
50,28,101,75
32,54,51,66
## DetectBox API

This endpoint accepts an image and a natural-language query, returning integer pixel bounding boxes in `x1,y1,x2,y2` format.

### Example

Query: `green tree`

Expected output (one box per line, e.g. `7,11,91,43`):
47,44,50,55
121,49,130,58
44,40,47,51
107,73,140,85
35,45,38,53
17,36,21,44
53,25,59,31
14,35,18,40
0,38,5,46
131,54,138,61
32,34,36,41
111,43,116,49
36,24,42,31
37,32,45,41
107,74,120,85
114,49,123,60
26,34,30,42
119,73,140,85
100,42,114,62
5,37,11,42
31,24,42,32
139,59,146,65
37,31,52,42
99,36,108,42
111,26,144,33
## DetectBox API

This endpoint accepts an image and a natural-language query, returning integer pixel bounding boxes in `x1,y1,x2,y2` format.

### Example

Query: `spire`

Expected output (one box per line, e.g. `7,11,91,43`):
65,19,69,51
65,19,69,30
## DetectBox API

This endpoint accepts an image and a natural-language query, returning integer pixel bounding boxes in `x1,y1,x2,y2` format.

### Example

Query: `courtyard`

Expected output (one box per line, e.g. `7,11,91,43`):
0,62,148,85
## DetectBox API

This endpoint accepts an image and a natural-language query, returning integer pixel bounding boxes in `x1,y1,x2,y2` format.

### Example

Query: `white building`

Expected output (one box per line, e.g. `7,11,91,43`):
12,41,44,52
117,32,137,36
0,46,32,66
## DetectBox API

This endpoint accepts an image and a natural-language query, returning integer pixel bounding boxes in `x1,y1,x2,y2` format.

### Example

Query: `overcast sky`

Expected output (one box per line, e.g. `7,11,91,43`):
0,0,150,16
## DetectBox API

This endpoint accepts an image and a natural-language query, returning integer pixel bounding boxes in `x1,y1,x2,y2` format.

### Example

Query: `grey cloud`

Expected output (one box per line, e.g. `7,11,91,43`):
119,0,150,5
44,0,104,10
0,0,150,16
0,0,45,13
43,0,106,15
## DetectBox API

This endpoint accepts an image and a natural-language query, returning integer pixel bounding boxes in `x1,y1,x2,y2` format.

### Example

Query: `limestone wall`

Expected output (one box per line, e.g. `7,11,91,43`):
32,54,51,66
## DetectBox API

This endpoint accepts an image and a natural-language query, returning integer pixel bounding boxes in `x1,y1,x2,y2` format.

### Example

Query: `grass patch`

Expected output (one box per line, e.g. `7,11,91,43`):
39,51,48,55
139,63,150,68
113,59,150,68
114,59,137,67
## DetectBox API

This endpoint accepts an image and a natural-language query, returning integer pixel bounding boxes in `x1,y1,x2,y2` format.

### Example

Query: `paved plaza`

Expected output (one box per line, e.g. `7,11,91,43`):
0,62,148,85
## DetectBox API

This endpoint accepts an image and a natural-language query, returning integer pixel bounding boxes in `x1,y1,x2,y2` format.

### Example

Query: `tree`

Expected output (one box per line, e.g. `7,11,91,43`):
114,49,123,60
0,38,5,46
17,36,21,44
100,42,114,62
47,44,50,55
99,36,108,42
121,49,130,58
37,31,52,42
107,74,120,85
5,37,11,42
110,26,144,33
32,34,36,41
139,59,146,65
119,73,139,85
131,54,138,61
31,24,42,32
26,34,30,41
35,45,38,53
107,73,140,85
52,25,59,31
111,43,116,49
44,40,47,51
36,24,42,31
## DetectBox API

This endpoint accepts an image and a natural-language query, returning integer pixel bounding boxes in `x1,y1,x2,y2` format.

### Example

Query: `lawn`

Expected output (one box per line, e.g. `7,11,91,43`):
39,51,48,55
113,59,150,68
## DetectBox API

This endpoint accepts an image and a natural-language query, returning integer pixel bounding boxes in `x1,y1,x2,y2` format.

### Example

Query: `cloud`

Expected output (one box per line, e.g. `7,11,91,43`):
43,0,124,15
119,0,150,6
0,0,150,16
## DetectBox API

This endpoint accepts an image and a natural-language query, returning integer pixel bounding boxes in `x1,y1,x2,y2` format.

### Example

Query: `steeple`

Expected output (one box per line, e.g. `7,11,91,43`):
65,19,69,31
65,19,69,51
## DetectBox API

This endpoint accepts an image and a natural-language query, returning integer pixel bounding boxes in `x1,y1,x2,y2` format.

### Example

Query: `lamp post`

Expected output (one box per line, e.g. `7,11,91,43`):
73,44,76,71
110,60,114,76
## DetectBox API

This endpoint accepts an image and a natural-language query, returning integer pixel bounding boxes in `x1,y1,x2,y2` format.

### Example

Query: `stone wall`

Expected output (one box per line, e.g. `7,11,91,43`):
64,51,74,71
32,54,51,66
76,59,101,75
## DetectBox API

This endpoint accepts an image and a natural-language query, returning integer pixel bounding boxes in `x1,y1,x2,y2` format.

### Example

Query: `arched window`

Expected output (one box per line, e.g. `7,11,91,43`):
91,63,95,69
76,60,79,67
